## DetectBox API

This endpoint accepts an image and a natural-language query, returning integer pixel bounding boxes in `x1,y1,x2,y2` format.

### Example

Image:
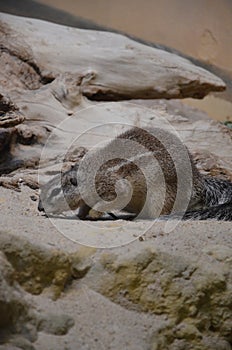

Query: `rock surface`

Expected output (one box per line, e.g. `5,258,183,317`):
0,197,231,349
0,237,75,349
0,251,38,348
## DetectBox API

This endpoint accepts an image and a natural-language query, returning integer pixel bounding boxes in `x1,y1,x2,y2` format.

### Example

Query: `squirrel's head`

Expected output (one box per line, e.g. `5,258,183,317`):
38,164,80,215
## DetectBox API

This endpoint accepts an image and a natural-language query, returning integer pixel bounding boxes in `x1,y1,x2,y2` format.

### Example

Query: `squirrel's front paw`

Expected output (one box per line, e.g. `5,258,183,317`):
88,209,104,219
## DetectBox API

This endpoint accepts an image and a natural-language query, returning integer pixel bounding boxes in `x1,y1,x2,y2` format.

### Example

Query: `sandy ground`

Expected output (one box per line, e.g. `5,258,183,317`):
1,182,231,349
1,185,232,255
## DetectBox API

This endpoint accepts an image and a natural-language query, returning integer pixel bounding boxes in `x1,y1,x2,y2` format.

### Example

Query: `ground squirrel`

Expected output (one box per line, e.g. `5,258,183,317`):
38,127,232,221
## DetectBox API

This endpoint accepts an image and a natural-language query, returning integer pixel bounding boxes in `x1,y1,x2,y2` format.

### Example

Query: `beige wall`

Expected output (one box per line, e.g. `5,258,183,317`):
38,0,232,73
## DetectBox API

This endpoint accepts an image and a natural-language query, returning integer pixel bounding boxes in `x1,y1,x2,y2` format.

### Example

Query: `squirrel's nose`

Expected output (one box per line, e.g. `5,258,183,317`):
38,199,44,212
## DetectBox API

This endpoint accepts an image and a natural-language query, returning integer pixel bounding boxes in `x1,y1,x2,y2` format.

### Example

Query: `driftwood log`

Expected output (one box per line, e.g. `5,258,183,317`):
0,12,228,185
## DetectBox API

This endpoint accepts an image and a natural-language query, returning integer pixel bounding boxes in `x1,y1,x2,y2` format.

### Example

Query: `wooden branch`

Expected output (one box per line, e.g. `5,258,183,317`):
0,12,225,101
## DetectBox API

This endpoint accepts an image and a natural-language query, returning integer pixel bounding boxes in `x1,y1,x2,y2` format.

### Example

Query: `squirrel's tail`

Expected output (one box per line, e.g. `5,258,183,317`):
183,176,232,221
183,201,232,221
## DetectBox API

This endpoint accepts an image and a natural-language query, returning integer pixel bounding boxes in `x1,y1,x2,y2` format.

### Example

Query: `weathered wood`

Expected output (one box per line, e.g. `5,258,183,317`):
0,12,225,100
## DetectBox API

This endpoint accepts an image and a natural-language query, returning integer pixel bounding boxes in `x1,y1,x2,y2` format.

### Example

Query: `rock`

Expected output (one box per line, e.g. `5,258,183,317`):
0,93,24,128
0,243,77,348
0,93,26,174
6,336,36,350
0,127,15,156
0,251,38,348
192,150,232,181
0,175,39,191
0,232,73,299
0,346,22,350
0,197,232,349
37,313,74,335
202,244,232,262
71,247,96,279
0,232,97,299
83,242,232,349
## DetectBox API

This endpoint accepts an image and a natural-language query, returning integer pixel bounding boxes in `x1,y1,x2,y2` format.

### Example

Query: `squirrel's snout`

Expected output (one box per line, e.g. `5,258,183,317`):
38,199,44,212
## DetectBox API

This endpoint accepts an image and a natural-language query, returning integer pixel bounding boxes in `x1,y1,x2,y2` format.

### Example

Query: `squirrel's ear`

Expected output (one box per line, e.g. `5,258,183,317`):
70,177,77,186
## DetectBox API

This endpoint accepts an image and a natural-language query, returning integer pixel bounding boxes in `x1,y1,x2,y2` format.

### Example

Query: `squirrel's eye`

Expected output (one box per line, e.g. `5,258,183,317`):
51,188,61,197
70,177,77,186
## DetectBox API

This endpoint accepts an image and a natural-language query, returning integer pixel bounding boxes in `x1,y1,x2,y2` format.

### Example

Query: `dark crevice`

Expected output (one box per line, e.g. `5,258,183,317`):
0,45,55,87
85,85,217,102
40,75,55,85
